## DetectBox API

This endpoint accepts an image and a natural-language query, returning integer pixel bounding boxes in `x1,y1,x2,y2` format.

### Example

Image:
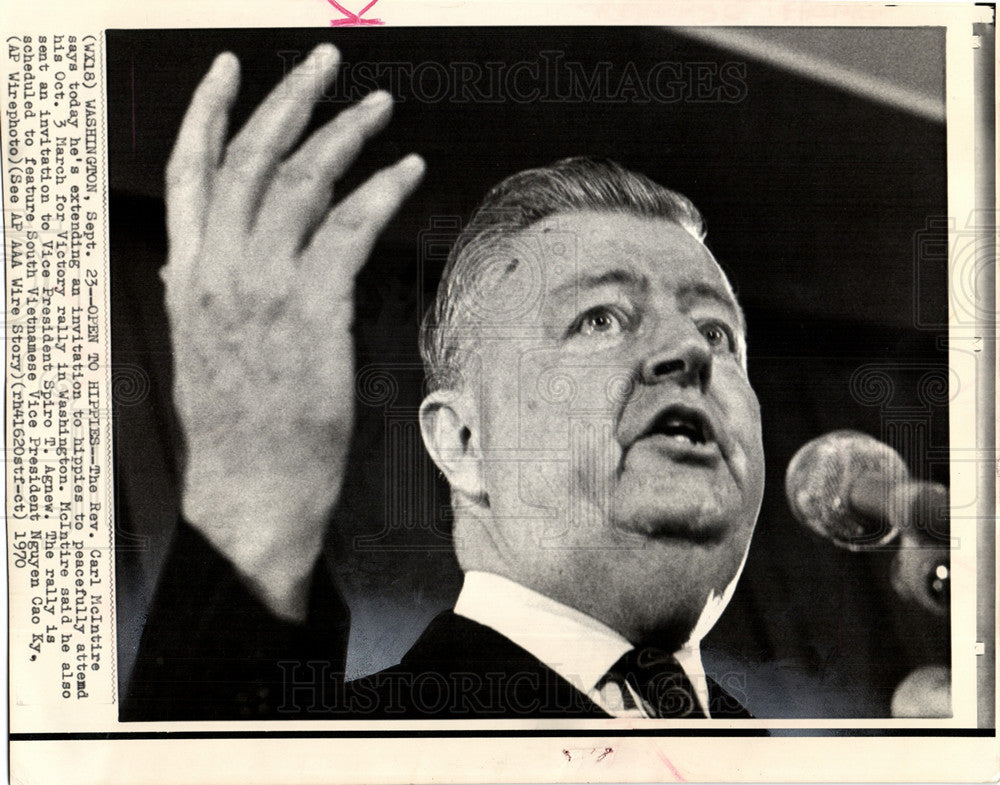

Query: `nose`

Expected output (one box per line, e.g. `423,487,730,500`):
640,325,713,391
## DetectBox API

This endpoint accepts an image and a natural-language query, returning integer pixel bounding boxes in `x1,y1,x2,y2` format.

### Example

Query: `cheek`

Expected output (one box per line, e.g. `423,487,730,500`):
483,363,628,515
731,384,766,492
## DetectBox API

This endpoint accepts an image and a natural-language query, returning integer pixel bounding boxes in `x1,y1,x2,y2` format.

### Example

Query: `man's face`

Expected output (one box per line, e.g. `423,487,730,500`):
461,210,765,645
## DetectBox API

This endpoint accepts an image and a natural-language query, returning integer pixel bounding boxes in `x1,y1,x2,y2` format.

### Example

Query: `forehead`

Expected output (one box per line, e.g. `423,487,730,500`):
502,210,736,308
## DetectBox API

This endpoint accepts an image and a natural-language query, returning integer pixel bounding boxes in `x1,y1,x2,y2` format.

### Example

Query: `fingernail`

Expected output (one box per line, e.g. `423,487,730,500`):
309,43,338,64
360,90,391,108
399,153,425,174
210,52,237,79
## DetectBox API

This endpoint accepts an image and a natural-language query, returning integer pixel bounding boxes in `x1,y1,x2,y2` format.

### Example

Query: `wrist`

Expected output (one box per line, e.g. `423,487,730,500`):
180,463,337,622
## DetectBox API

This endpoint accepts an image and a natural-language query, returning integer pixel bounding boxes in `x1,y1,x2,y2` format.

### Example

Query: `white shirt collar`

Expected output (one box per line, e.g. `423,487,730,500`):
453,571,711,716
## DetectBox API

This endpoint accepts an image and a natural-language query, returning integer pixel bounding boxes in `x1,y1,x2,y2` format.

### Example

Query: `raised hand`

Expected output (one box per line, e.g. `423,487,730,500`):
160,44,425,620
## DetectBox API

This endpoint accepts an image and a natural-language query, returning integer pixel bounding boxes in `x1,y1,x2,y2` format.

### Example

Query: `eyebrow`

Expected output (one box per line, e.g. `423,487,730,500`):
550,268,649,297
677,280,743,324
549,271,741,323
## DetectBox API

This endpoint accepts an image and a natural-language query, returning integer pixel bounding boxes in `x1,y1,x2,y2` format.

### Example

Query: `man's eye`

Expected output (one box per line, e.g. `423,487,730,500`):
575,308,625,336
700,321,736,352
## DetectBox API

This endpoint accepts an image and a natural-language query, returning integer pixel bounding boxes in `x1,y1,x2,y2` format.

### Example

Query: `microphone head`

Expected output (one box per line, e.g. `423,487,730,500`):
785,430,909,550
890,482,950,615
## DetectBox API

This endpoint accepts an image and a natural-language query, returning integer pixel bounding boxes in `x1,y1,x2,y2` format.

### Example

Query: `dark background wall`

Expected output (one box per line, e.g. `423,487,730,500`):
108,27,951,718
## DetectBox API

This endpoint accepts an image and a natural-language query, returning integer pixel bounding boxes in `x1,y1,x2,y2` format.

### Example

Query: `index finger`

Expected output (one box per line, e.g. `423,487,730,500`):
211,43,342,230
164,52,240,273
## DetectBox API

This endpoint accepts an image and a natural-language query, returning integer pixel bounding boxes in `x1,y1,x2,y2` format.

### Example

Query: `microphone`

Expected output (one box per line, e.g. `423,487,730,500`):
891,481,950,616
785,430,950,615
785,430,910,551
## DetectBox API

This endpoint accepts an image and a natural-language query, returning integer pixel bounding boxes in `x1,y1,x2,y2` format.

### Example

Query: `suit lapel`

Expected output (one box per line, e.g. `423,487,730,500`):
706,675,755,718
398,611,611,719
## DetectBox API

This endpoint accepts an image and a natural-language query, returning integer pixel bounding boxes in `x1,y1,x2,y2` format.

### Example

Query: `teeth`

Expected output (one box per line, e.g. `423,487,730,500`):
655,416,703,443
667,419,697,434
647,409,710,445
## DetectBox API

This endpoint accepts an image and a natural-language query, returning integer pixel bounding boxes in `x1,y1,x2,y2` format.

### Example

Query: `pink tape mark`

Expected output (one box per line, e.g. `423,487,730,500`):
327,0,384,26
655,749,687,782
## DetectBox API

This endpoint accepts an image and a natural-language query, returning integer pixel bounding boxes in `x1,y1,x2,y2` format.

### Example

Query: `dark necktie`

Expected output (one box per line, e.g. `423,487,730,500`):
607,647,706,718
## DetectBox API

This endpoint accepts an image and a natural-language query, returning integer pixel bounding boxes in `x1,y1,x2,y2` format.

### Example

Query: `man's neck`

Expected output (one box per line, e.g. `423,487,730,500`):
453,570,711,716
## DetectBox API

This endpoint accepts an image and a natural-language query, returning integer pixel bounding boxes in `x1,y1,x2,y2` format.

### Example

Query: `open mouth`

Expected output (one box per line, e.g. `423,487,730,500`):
642,405,715,447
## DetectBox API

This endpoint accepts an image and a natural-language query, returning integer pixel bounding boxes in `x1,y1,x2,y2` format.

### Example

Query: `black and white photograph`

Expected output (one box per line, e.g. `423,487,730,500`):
104,23,983,728
3,0,997,780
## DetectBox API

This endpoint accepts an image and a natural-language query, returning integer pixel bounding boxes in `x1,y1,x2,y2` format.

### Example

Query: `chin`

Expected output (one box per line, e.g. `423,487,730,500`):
613,494,739,544
612,469,746,533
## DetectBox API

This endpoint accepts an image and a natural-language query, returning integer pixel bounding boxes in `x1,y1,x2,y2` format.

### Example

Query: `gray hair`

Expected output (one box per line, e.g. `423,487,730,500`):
419,157,729,392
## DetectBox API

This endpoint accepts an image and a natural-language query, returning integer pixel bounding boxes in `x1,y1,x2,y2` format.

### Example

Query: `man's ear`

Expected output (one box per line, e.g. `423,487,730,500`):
419,390,487,504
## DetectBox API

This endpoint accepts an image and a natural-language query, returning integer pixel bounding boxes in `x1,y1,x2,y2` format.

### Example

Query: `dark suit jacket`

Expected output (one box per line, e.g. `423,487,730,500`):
344,611,754,719
122,520,752,721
